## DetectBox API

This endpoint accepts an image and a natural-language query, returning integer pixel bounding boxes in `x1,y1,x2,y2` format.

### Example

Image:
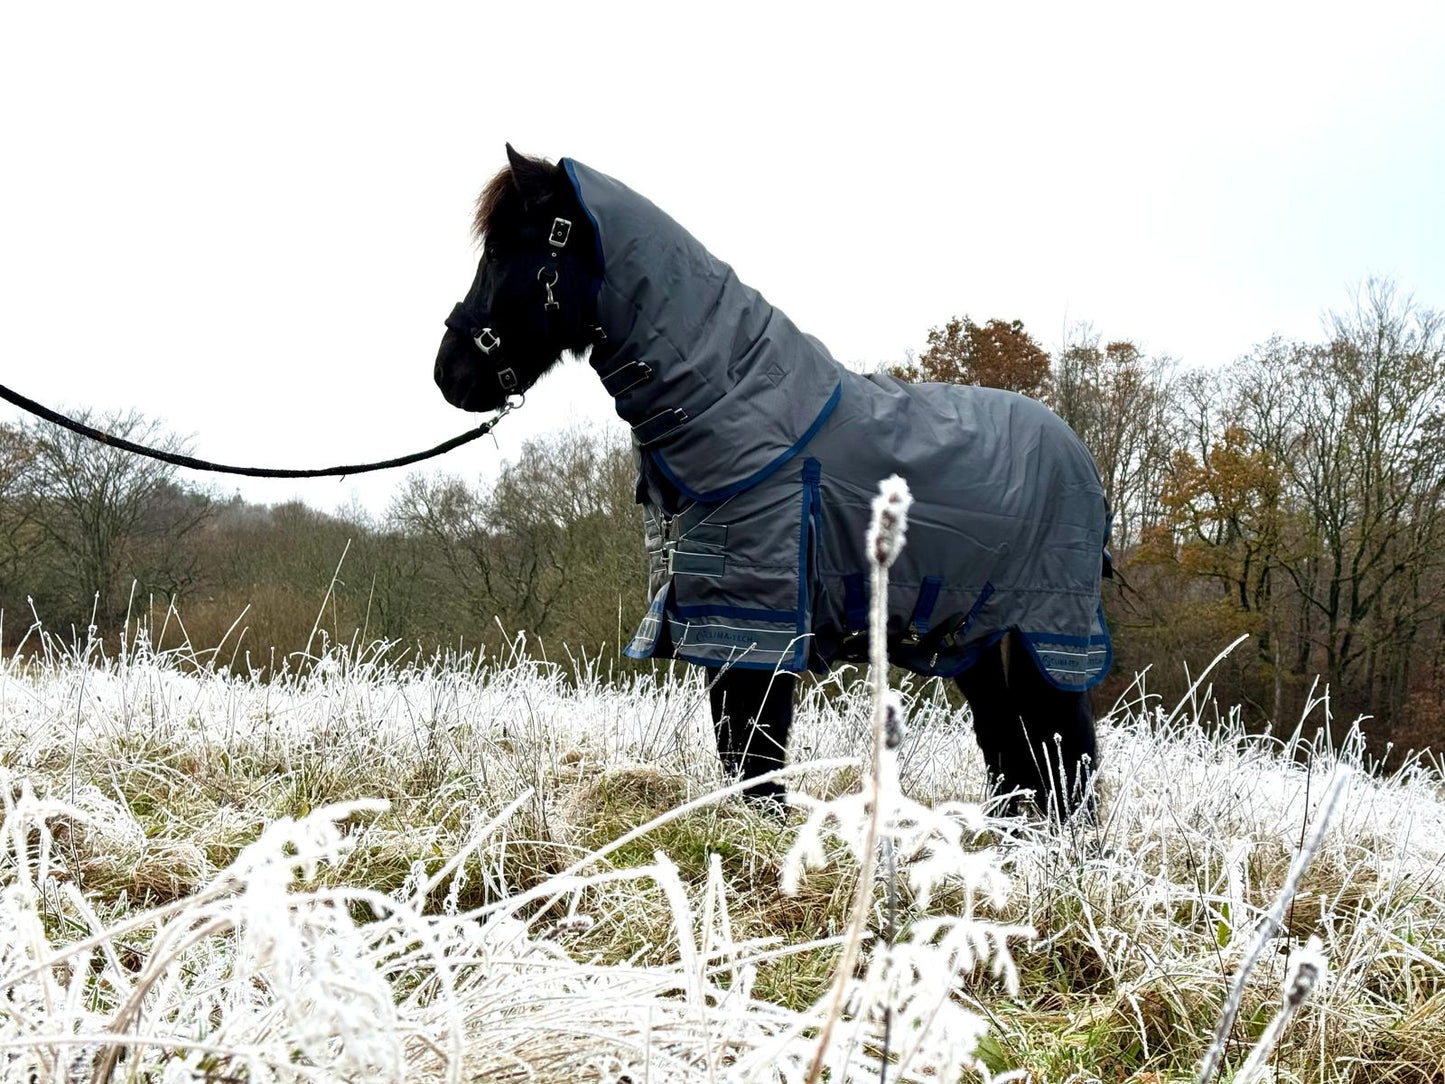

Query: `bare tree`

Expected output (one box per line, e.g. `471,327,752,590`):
22,411,213,625
389,426,641,642
1153,281,1445,738
0,423,41,598
1050,328,1177,553
1278,280,1445,727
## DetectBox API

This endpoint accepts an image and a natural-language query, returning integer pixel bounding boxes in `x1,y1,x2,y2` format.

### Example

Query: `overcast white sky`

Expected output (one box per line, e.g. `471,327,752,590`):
2,3,1442,515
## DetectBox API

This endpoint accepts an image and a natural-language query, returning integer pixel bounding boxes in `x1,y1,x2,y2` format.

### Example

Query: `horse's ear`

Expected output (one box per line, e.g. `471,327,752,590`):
506,143,560,209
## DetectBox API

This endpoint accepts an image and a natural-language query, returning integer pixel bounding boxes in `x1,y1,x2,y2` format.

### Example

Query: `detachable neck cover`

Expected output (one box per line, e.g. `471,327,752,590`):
564,159,841,504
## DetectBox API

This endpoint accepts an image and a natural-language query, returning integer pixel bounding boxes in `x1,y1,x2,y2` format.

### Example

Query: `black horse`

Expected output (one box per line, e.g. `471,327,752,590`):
436,147,1111,818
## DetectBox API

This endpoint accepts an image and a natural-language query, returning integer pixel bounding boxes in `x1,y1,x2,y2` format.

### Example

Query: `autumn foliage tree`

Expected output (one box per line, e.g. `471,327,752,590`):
892,286,1445,749
891,316,1050,398
1153,425,1286,615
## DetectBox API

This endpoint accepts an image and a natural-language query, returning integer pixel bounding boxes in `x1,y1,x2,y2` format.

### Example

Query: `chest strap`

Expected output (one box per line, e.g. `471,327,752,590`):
634,407,689,445
601,360,654,397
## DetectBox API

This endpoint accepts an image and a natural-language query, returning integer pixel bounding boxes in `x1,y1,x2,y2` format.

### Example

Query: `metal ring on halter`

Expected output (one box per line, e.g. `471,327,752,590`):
474,327,501,355
505,392,526,411
537,266,560,311
538,267,560,311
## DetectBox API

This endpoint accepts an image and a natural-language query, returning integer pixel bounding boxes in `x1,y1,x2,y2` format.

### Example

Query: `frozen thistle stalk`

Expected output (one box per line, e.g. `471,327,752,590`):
782,475,1031,1084
866,474,912,569
1232,936,1329,1084
882,689,906,752
1283,935,1328,1006
1197,770,1348,1084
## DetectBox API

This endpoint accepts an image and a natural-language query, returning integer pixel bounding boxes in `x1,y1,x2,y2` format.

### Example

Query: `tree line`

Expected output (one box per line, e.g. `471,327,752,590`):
0,416,642,671
893,278,1444,754
1,277,1440,753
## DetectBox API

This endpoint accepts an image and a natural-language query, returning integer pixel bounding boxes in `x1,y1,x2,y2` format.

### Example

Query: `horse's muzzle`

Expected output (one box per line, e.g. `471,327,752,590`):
434,328,505,413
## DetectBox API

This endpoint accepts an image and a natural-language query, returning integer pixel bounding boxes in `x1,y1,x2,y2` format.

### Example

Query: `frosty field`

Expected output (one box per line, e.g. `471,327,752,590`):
1,625,1442,1082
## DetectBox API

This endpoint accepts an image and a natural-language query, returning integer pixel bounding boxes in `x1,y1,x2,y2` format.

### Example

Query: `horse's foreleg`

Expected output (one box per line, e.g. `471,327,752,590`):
955,637,1029,814
707,666,796,805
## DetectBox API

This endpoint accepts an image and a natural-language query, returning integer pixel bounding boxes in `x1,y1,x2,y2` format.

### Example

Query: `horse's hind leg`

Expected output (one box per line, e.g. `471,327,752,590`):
1000,632,1098,819
956,633,1098,819
708,666,796,806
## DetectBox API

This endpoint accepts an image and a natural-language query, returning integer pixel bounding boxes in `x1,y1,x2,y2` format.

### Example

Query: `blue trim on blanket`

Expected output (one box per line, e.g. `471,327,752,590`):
561,159,609,364
797,458,821,670
909,576,942,635
671,622,802,660
1018,602,1113,691
632,460,822,673
622,585,668,660
1095,601,1113,681
935,629,1009,679
1026,628,1106,647
649,380,842,504
685,654,793,671
673,604,796,622
561,159,606,289
667,612,808,670
919,581,994,677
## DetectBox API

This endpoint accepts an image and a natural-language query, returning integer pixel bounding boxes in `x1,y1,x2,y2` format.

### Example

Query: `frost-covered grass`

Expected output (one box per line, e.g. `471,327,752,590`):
1,619,1442,1082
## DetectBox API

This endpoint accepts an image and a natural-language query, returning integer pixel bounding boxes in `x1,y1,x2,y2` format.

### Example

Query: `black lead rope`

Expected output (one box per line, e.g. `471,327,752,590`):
0,381,513,480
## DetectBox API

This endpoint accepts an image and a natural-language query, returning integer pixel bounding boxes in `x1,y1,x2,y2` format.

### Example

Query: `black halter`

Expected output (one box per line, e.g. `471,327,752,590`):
445,214,608,399
443,215,579,397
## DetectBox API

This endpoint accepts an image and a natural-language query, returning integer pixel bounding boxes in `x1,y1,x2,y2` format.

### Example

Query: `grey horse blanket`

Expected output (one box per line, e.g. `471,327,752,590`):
564,160,1112,690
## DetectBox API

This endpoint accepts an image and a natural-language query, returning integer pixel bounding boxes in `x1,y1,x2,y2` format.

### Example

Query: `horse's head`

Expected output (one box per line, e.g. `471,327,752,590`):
435,146,601,413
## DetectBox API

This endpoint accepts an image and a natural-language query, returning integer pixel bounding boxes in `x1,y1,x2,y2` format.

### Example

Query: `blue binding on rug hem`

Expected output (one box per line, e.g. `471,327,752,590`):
1018,603,1113,692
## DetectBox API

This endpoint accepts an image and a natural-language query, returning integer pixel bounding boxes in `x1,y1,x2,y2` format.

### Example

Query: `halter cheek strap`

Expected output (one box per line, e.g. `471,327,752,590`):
546,218,608,348
538,217,570,317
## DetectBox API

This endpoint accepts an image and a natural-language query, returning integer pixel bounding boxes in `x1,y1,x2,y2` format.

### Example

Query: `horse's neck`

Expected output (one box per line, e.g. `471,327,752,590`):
569,160,841,499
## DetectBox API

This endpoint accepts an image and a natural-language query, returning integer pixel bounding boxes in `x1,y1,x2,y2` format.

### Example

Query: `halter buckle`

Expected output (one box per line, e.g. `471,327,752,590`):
475,328,501,355
549,217,572,247
498,367,519,392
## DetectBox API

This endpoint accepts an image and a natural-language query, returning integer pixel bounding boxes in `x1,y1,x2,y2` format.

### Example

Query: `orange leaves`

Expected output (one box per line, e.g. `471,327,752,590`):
893,316,1050,399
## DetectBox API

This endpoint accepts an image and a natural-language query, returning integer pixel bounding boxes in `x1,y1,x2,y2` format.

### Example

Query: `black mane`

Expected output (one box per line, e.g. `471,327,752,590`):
471,149,561,242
